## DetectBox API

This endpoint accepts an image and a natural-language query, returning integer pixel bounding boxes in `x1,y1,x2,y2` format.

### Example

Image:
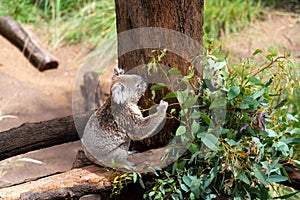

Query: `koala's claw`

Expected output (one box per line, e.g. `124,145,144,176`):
157,100,168,115
159,100,168,107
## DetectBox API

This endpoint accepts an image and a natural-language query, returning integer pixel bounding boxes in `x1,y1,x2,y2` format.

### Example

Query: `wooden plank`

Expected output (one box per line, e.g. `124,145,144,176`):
0,165,112,200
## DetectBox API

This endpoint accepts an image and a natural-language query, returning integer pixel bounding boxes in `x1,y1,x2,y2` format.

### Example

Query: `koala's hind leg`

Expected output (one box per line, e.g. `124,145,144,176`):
106,148,136,169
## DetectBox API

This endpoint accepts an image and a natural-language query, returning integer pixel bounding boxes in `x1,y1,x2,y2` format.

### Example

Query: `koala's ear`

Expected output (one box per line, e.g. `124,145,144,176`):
112,65,125,78
111,82,126,104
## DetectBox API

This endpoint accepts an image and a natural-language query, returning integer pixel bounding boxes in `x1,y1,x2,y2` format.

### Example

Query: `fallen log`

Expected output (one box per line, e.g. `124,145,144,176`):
0,111,92,161
0,16,58,71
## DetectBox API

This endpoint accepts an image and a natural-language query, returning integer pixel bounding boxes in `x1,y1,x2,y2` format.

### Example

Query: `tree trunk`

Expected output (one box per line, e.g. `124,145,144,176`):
115,0,204,151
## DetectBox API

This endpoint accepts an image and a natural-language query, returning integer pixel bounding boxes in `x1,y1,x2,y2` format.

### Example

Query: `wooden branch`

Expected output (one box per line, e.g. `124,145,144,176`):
0,16,58,71
0,111,93,161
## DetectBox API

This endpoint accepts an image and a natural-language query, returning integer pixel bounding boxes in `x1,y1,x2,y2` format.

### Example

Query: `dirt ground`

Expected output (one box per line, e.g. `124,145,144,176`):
0,30,89,187
0,11,299,188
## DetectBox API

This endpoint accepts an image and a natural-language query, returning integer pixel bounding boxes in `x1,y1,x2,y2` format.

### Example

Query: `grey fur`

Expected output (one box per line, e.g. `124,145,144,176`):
81,70,168,169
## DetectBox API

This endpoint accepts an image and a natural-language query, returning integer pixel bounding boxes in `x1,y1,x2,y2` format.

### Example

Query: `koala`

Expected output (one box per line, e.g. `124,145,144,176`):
81,66,168,169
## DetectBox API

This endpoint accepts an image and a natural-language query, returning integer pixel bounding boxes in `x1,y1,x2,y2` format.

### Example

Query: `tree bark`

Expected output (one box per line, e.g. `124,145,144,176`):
115,0,204,150
115,0,203,73
0,112,92,161
0,16,58,71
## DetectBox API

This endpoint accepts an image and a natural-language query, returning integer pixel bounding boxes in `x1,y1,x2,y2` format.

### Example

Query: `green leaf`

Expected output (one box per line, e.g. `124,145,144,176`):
251,88,265,99
265,78,273,87
177,89,189,104
239,102,249,109
184,69,195,80
163,91,176,100
227,86,240,100
266,54,273,61
180,183,189,192
188,143,199,154
282,137,300,144
176,126,186,136
248,76,264,86
252,48,262,56
182,175,192,187
200,112,212,125
265,129,277,137
133,172,137,183
151,83,165,90
274,191,300,199
191,111,201,119
287,114,298,122
191,120,200,134
200,133,219,151
168,68,181,74
291,128,300,134
270,49,278,56
227,139,237,146
238,172,250,185
148,191,155,197
209,98,226,109
253,168,268,186
139,178,145,189
268,175,288,183
184,96,198,108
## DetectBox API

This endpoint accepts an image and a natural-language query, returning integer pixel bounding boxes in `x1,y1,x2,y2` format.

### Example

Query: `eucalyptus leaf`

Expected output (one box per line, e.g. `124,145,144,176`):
251,88,265,99
268,175,288,183
274,191,300,199
253,168,268,186
200,112,212,125
291,128,300,134
200,134,219,151
286,114,298,122
191,120,200,134
265,129,277,137
239,102,249,109
163,91,176,100
168,68,181,74
150,83,165,90
248,76,264,86
209,98,226,109
176,126,187,136
188,143,199,153
227,86,240,100
252,48,262,56
184,96,198,108
237,172,250,185
282,137,300,144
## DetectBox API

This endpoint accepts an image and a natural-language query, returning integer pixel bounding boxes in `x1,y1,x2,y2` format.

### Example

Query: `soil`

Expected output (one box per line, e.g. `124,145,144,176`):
222,12,300,63
0,11,299,188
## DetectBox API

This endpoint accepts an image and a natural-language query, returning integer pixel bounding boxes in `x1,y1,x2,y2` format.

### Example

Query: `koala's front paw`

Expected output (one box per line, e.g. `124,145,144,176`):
157,100,168,115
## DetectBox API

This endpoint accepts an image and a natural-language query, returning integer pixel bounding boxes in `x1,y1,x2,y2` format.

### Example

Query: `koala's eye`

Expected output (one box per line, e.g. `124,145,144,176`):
136,83,142,88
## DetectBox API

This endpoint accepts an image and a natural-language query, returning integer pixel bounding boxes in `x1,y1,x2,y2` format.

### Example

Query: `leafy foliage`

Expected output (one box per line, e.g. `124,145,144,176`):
112,48,300,199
